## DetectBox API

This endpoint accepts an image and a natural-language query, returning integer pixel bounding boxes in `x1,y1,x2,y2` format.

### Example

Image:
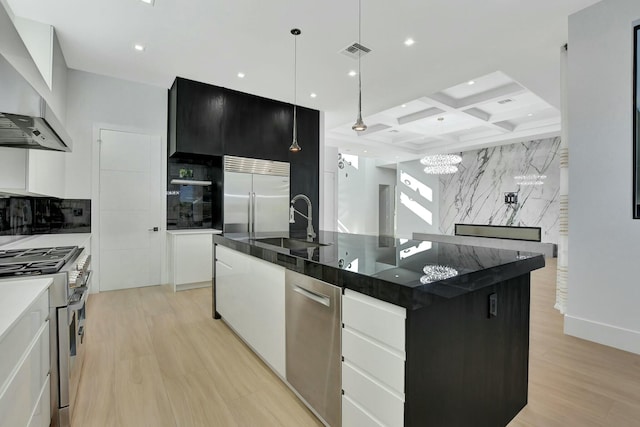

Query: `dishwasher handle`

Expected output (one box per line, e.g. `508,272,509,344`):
293,285,331,307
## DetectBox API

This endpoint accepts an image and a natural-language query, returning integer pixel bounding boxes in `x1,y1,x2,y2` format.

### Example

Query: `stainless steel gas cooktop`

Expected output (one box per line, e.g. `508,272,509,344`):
0,246,80,276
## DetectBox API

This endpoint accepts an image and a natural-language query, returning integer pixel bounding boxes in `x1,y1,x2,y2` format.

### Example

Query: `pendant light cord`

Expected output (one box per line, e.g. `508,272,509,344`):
293,32,298,142
357,0,362,118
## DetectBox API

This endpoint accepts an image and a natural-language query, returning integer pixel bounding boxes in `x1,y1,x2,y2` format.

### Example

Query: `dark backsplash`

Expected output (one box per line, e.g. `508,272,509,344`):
0,197,91,236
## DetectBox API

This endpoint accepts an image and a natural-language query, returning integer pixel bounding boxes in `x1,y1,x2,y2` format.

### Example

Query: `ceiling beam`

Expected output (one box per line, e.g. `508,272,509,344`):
426,82,526,110
397,107,445,125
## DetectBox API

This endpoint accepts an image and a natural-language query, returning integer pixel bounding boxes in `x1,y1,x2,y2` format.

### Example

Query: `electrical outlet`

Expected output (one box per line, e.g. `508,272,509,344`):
489,293,498,318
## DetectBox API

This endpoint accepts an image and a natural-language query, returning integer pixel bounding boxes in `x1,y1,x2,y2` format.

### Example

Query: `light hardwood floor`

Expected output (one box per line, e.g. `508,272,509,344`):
73,260,640,426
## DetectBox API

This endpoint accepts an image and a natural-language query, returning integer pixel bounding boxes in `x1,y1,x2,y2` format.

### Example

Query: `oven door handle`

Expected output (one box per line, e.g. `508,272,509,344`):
68,287,89,311
81,270,93,288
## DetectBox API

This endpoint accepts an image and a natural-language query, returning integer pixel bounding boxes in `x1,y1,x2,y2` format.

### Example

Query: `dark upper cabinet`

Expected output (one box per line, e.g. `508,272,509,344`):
169,78,225,157
224,90,292,162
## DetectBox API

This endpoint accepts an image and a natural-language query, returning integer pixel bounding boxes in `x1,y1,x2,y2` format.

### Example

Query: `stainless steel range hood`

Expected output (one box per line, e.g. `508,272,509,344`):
0,54,71,151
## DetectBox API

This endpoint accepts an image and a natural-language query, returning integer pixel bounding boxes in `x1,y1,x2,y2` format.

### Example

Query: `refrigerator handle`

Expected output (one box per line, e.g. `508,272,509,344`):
248,192,253,233
252,192,257,233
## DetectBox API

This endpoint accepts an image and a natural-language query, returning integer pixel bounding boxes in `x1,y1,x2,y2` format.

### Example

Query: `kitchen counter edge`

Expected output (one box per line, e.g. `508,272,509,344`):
213,233,545,310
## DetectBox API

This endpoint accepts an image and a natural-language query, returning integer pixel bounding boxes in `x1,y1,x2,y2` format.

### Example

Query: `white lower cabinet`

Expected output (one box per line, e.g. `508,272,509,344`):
168,231,220,291
342,289,407,427
215,245,286,377
28,375,50,427
0,314,50,427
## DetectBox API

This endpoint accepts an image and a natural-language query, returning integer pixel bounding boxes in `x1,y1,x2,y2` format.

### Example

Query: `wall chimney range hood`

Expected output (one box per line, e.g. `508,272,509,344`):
0,54,71,152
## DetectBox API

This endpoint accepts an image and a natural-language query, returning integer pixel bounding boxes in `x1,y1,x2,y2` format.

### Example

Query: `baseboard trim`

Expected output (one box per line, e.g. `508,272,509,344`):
564,314,640,355
175,280,212,292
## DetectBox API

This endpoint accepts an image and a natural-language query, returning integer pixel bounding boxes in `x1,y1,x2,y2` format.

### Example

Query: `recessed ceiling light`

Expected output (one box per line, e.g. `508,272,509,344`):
363,150,367,153
310,93,317,98
467,80,475,85
401,104,407,108
237,72,245,78
140,0,155,4
404,38,415,46
527,113,534,117
134,44,145,52
348,70,357,77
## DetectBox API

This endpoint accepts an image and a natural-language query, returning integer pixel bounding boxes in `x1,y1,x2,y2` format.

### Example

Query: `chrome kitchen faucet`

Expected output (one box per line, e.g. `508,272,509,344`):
289,194,316,240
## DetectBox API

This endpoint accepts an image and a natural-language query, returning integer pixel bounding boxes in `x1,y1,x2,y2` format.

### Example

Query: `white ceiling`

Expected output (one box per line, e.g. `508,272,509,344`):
5,0,600,159
329,71,562,162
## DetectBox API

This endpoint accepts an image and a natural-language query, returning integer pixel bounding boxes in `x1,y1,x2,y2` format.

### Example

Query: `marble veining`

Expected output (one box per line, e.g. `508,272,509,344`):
440,137,560,243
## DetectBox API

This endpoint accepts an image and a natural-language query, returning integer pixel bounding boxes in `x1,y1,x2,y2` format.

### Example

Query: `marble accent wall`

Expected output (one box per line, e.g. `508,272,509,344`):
440,137,561,243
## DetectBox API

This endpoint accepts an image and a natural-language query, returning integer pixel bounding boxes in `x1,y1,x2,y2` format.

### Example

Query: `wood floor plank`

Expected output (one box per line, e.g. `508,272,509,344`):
161,368,237,427
73,258,640,427
113,355,175,427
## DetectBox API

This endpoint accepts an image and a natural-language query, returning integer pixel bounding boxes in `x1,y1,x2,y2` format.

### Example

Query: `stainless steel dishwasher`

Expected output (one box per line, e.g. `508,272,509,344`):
285,270,341,427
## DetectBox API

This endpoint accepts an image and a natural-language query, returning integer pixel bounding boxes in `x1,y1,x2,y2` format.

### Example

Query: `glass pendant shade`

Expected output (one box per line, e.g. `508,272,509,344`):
352,113,367,132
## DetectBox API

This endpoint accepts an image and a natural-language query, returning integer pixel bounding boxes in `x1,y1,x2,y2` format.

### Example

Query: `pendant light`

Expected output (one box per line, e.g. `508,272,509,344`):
289,28,302,152
352,0,367,132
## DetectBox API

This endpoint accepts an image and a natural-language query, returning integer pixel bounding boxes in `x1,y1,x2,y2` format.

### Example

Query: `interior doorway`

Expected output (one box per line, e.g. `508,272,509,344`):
97,128,163,291
378,184,395,237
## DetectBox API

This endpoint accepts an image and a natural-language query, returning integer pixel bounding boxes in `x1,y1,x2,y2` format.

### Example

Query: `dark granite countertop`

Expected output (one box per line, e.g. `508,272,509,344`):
213,230,545,310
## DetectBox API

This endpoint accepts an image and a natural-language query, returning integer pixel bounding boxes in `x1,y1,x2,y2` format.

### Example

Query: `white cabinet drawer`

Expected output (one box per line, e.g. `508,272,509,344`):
342,361,404,427
342,327,405,395
215,245,247,269
27,374,50,427
0,321,50,427
343,289,406,353
0,290,48,391
342,395,385,427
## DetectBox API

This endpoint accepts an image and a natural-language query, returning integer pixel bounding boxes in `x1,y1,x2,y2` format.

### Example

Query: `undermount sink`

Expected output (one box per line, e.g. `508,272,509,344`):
255,237,330,250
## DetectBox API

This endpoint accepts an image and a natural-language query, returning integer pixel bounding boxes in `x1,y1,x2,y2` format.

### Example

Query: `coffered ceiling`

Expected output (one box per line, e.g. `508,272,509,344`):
328,71,561,161
3,0,600,160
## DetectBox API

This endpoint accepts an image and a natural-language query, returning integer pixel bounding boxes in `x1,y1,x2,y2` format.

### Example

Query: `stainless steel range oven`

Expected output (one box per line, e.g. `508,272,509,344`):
0,246,92,427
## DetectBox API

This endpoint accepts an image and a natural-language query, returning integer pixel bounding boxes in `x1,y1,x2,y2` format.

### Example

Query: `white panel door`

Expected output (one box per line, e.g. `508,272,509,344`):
99,129,162,291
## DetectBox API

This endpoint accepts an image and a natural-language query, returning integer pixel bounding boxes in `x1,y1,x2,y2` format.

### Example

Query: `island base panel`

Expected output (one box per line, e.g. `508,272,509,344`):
405,274,530,427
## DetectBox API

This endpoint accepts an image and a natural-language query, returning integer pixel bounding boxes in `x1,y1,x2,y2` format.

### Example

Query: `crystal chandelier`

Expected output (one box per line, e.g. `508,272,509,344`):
420,154,462,175
420,265,459,284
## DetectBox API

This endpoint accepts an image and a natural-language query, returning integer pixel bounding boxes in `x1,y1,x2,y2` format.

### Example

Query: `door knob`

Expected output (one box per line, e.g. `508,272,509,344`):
148,227,159,232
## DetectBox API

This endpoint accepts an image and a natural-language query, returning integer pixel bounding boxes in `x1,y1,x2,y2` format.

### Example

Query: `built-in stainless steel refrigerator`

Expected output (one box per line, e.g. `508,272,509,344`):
223,155,290,233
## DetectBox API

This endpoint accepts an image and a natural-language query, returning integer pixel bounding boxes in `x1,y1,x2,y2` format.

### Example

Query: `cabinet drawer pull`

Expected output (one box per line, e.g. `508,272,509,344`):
216,259,233,270
293,285,330,307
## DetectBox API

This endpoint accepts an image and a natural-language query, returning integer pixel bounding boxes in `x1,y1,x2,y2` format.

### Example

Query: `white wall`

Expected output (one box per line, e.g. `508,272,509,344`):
396,159,440,239
322,145,339,231
65,69,167,198
337,155,396,235
567,0,640,354
65,69,168,286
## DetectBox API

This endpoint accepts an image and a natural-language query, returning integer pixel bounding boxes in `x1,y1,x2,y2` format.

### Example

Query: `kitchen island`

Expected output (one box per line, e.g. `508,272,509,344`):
213,231,544,427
